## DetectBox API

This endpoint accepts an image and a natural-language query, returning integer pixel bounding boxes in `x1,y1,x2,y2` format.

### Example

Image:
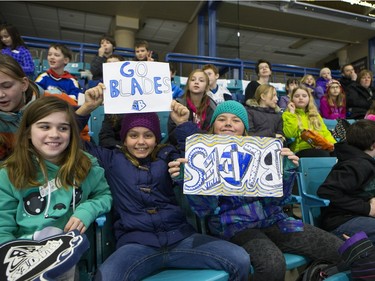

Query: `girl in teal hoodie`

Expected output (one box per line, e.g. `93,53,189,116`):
0,95,112,243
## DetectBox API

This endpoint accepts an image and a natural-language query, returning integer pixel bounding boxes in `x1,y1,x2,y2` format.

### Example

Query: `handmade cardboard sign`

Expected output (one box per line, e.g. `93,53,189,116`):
103,61,172,114
0,230,89,281
184,134,283,197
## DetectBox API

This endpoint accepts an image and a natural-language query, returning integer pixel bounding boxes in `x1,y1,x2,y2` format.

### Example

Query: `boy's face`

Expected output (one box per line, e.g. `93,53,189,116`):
203,69,219,89
100,39,114,55
135,46,149,61
47,47,69,71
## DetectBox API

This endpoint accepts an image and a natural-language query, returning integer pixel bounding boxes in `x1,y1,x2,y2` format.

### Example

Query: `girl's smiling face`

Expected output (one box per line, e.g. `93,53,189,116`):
292,89,310,109
30,111,71,164
123,127,156,159
213,113,245,136
188,71,208,95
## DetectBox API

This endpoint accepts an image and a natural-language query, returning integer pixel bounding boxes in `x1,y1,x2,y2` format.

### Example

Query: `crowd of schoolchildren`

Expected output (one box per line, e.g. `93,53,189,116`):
0,23,375,281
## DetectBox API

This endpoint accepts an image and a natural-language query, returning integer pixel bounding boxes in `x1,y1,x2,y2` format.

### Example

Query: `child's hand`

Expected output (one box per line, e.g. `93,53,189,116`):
98,46,105,57
170,100,190,125
76,83,105,115
64,216,87,234
168,158,187,178
147,51,154,61
287,102,296,113
369,197,375,217
280,147,299,167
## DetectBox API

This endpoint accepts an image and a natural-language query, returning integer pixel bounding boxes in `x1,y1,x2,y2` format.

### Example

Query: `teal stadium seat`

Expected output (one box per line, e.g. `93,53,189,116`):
297,157,352,281
65,62,85,77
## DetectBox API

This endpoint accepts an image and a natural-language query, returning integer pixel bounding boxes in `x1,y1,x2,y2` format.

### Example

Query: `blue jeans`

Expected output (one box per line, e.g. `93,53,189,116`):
332,216,375,244
94,233,250,281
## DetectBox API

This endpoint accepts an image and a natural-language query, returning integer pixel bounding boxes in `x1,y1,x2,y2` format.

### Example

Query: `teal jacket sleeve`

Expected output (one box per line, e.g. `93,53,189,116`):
72,155,112,228
0,169,19,243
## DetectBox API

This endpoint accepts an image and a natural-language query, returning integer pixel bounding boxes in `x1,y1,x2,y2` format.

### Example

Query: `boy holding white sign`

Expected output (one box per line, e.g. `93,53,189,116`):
168,100,345,281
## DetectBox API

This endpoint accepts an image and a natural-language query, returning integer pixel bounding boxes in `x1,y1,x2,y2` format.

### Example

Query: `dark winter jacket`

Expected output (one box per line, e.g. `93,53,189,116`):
346,83,375,119
85,142,196,248
90,55,107,81
98,114,124,149
245,104,284,138
317,143,375,232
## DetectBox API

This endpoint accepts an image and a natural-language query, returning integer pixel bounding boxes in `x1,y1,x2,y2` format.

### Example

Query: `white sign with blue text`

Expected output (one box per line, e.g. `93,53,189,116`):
184,134,283,197
103,61,172,113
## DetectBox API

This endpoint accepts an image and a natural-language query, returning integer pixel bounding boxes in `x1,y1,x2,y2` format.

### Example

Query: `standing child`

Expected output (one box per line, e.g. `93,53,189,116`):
202,64,232,104
168,68,216,145
282,86,336,157
35,43,82,101
134,40,155,61
168,100,344,281
90,35,116,81
320,79,346,120
278,78,299,110
315,67,332,105
0,24,35,78
246,84,284,140
86,110,250,281
0,96,112,277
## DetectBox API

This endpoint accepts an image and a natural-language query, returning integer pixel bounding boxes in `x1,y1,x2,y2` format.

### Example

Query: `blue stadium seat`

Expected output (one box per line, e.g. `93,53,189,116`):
157,111,170,143
65,62,85,77
296,157,337,226
142,269,229,281
323,118,338,131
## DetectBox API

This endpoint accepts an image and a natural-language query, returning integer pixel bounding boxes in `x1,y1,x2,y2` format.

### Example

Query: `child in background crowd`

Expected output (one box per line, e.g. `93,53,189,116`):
320,80,346,120
0,23,34,78
90,35,116,81
0,96,112,278
134,40,155,61
278,78,299,110
85,109,250,281
282,86,336,157
106,54,125,63
168,100,344,281
168,68,216,145
315,67,332,106
202,64,232,104
35,43,82,101
246,84,284,140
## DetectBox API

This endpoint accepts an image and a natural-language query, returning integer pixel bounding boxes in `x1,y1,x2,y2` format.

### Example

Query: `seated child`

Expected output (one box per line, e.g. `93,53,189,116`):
315,67,332,106
35,43,82,101
318,120,375,244
282,86,336,157
246,84,284,140
320,80,346,120
202,64,232,104
278,78,299,110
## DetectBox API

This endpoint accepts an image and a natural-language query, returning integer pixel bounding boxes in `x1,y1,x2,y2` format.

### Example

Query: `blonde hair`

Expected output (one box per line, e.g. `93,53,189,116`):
183,69,210,117
289,86,323,130
2,96,92,189
254,84,276,104
300,74,316,88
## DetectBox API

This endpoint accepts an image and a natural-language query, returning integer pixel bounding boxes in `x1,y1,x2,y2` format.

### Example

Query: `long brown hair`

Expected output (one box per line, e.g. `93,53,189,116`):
0,54,39,107
2,96,91,189
183,69,210,117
